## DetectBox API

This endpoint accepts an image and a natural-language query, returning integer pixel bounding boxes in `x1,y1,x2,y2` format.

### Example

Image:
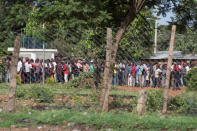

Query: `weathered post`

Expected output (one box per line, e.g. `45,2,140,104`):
162,25,176,115
137,90,147,115
99,28,113,112
6,36,21,113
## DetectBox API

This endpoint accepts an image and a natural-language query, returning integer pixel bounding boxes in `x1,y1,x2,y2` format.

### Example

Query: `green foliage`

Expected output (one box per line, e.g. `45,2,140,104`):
118,9,154,61
146,89,164,112
1,110,197,130
158,25,197,54
168,94,197,116
16,85,55,103
64,72,93,88
16,74,22,85
185,67,197,91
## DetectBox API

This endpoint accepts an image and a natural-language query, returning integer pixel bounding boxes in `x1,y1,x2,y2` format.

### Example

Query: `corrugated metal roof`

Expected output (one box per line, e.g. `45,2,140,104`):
145,51,197,60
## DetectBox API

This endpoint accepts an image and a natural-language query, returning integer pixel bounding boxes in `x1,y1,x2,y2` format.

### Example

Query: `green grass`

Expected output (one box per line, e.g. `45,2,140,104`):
0,110,197,130
0,83,137,97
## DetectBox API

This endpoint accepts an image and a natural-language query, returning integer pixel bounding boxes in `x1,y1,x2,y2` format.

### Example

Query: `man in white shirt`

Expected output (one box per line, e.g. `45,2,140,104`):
17,58,23,73
186,65,190,72
25,59,32,83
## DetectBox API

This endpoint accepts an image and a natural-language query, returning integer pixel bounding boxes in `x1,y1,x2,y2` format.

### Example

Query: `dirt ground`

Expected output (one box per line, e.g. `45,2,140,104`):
0,86,186,103
116,86,187,97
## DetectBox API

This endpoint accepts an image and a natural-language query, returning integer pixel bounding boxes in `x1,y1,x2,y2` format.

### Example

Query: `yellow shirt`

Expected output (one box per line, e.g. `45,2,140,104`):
114,64,117,74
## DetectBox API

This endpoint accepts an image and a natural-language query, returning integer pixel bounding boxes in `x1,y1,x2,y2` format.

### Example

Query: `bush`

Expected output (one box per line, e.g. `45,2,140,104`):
16,86,29,98
168,94,197,116
16,85,55,103
64,72,94,88
168,95,185,112
146,89,164,112
30,86,55,103
185,67,197,91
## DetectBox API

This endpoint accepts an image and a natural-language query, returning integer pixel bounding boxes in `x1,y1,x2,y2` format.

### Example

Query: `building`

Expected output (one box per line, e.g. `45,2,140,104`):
8,48,58,60
143,51,197,64
8,36,58,60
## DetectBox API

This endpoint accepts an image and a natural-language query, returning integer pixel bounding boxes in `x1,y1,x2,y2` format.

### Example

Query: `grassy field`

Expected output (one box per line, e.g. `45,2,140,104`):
1,83,197,130
0,109,197,130
0,83,138,97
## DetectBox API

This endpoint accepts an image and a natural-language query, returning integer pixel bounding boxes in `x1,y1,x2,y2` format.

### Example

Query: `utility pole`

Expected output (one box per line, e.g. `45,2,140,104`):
154,9,158,54
42,24,45,85
162,25,176,116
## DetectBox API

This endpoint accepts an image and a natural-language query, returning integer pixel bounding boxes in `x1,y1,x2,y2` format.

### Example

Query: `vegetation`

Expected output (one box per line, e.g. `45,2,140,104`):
0,110,197,130
185,67,197,91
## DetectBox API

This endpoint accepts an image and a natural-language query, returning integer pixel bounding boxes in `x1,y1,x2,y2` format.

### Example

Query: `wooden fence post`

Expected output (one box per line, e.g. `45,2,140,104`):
6,36,21,113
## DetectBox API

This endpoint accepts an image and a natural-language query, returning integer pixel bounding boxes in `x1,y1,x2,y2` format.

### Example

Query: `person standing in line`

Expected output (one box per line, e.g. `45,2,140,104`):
63,62,69,83
145,63,150,87
24,58,32,84
56,61,63,83
83,61,90,72
52,59,57,82
118,66,123,86
173,64,181,90
124,63,130,86
35,59,41,82
89,60,94,72
131,63,136,87
135,63,140,87
17,58,23,82
142,62,148,87
17,58,23,73
138,63,143,88
161,64,167,88
155,65,162,88
181,63,187,86
128,73,132,86
113,64,118,86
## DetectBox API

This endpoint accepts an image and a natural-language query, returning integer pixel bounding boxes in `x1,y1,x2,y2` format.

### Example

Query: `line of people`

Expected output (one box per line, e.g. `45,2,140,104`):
113,61,194,90
1,56,195,91
2,57,98,84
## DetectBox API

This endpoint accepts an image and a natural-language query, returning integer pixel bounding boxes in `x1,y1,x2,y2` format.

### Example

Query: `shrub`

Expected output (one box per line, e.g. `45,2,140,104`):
168,94,197,116
64,72,94,88
16,86,29,98
168,95,185,112
146,89,164,112
16,85,55,103
30,86,55,103
185,67,197,91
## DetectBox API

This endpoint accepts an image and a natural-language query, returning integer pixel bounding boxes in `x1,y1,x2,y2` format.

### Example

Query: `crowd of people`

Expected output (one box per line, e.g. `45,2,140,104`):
1,56,196,90
6,57,97,84
113,61,195,90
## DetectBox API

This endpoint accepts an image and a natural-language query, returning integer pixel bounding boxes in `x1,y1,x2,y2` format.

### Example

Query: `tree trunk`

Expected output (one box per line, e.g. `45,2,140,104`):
6,36,21,113
162,25,176,115
99,28,113,112
137,90,147,115
99,0,146,112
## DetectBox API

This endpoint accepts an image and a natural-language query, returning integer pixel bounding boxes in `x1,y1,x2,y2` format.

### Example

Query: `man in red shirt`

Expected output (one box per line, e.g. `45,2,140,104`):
63,62,69,82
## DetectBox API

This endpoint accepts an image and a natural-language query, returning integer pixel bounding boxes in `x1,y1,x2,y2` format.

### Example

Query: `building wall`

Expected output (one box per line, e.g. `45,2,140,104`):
8,48,58,60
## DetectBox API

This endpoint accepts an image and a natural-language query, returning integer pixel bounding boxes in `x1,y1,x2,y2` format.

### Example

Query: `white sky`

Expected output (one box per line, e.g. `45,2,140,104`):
158,10,175,25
